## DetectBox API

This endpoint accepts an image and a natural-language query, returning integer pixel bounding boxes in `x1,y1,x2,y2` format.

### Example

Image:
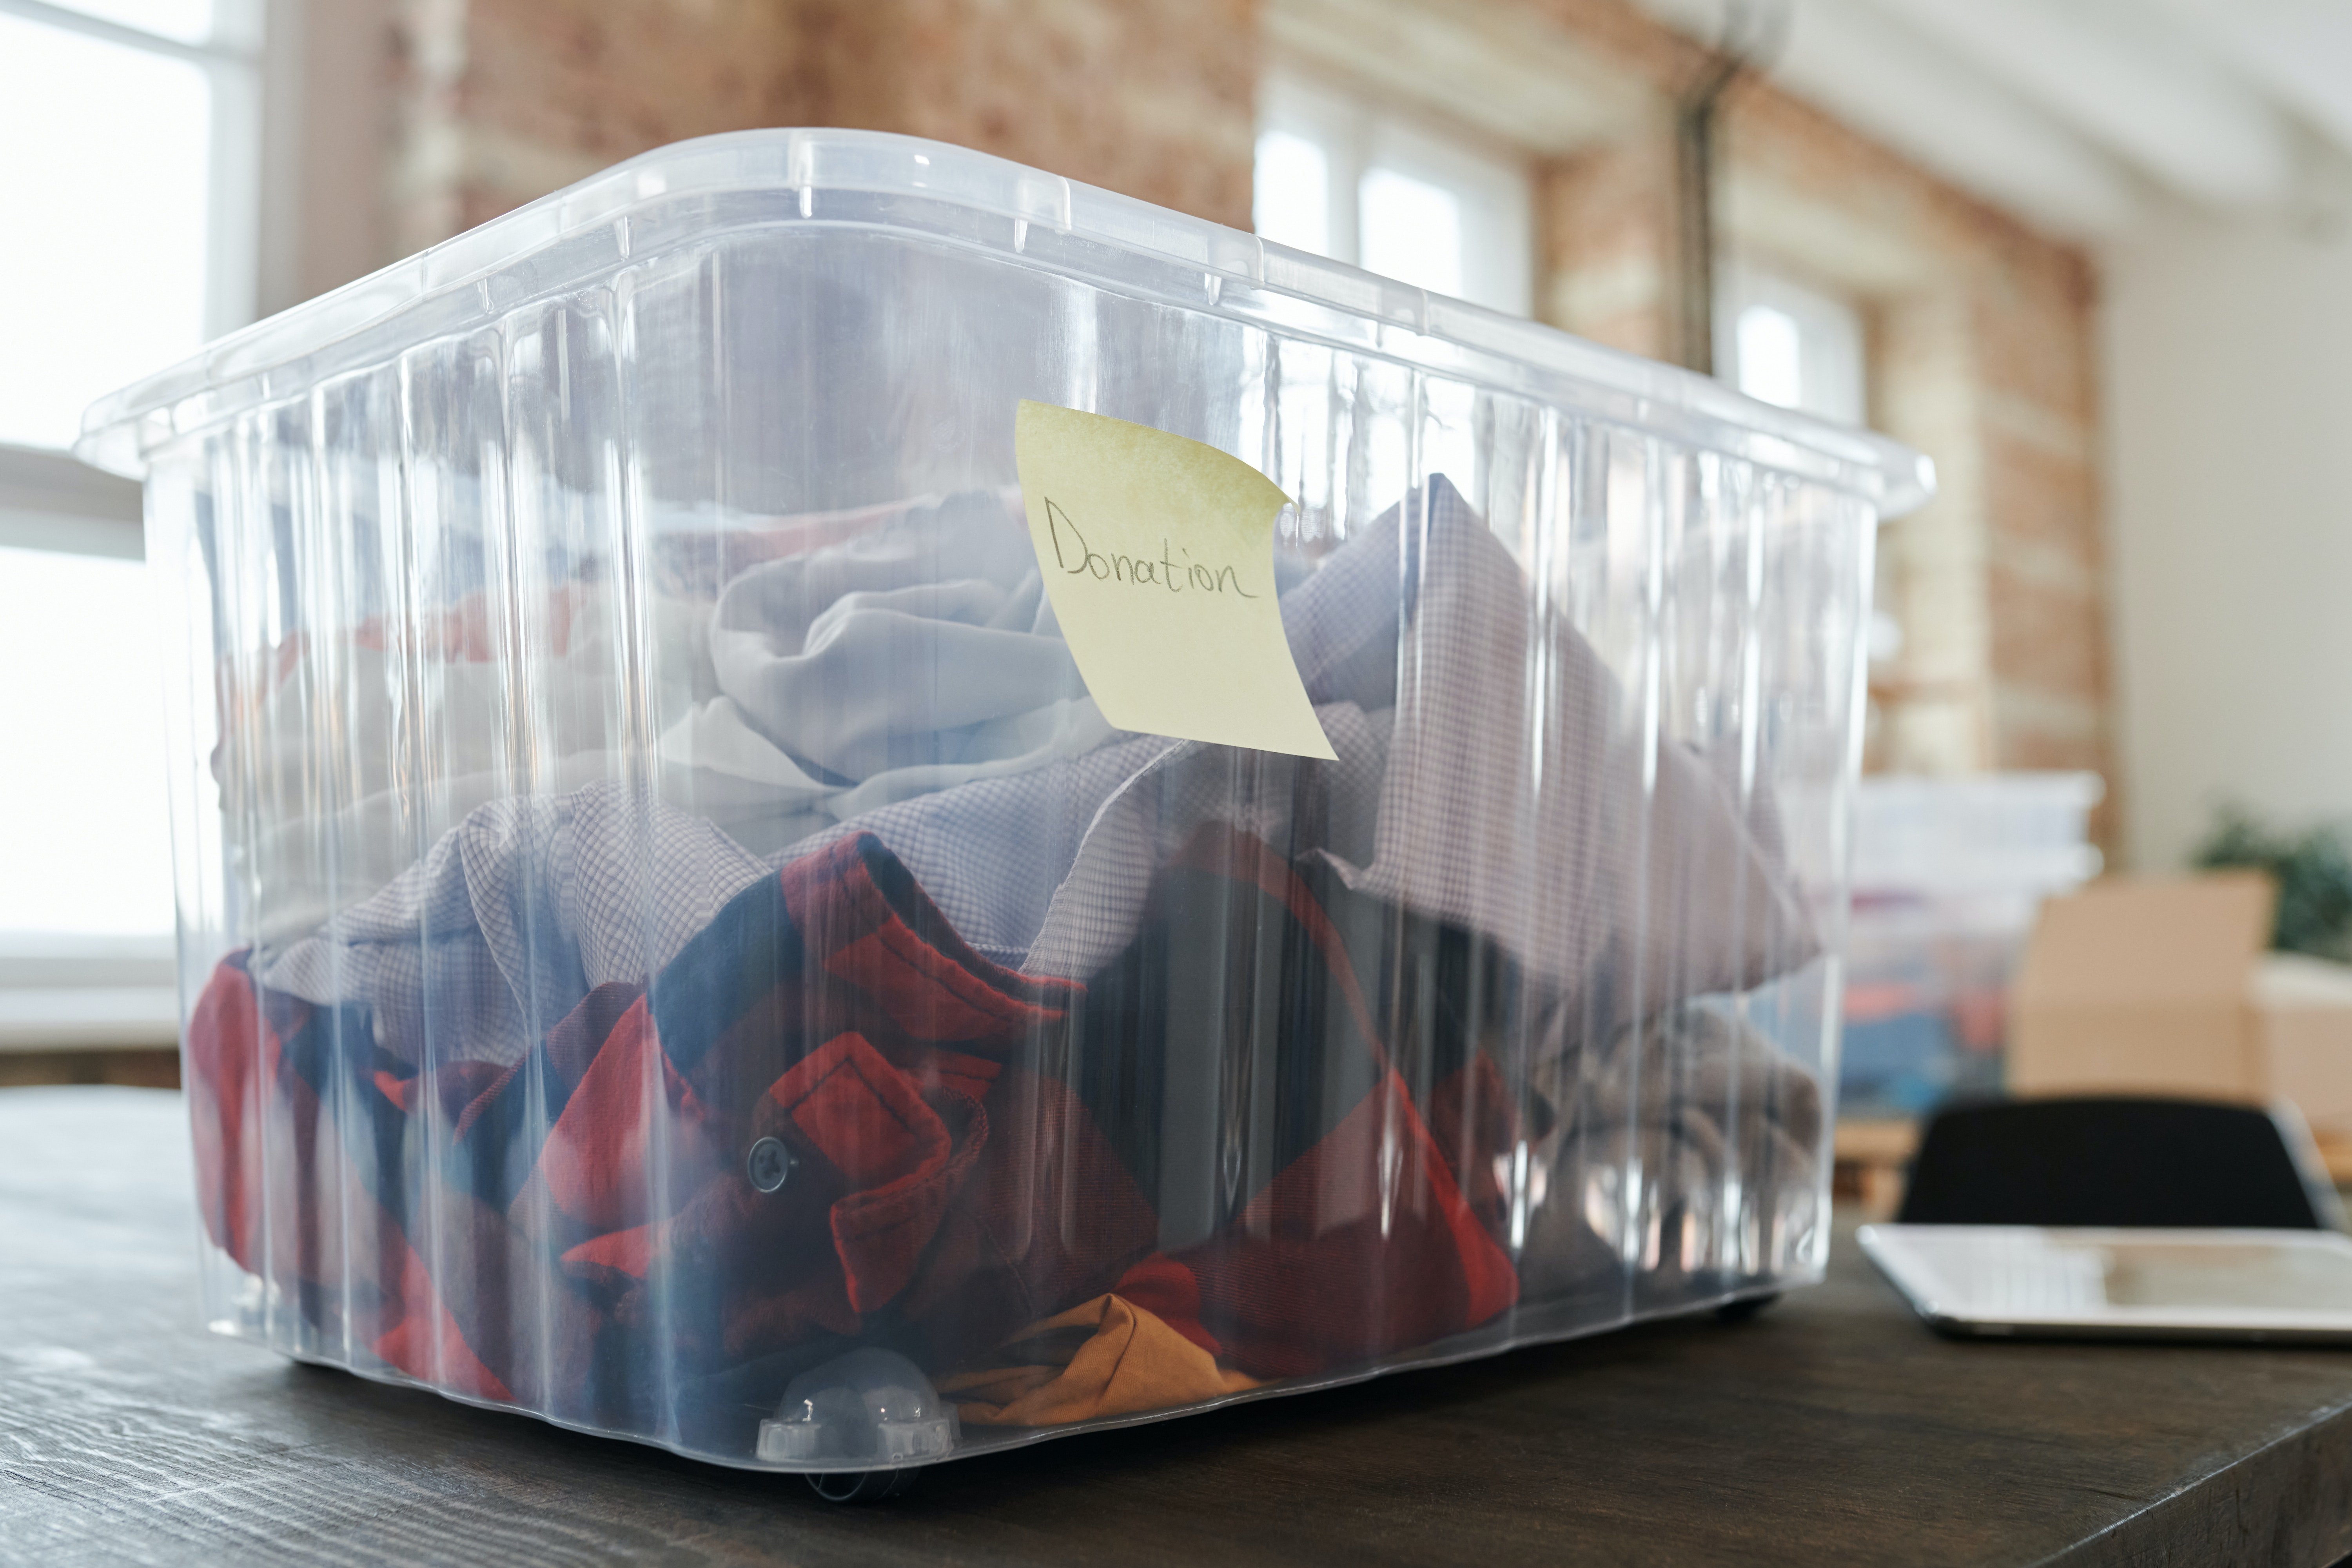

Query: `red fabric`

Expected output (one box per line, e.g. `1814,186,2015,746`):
180,833,1154,1428
1169,1071,1517,1379
180,822,1528,1434
1110,1253,1220,1358
768,1032,966,1313
185,960,270,1266
187,961,506,1394
1110,825,1523,1379
562,1221,657,1281
1427,1053,1524,1226
780,1033,938,1191
372,1232,515,1402
537,994,717,1234
779,834,1073,1053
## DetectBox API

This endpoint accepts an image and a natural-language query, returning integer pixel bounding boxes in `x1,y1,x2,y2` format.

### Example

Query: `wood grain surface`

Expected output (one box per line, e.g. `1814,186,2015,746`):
7,1085,2352,1567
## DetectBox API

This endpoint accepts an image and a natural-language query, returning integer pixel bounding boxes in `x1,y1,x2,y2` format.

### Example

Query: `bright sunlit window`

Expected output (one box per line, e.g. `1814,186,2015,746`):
50,0,215,42
1359,168,1465,301
1254,70,1533,318
0,548,176,936
0,0,262,964
1718,266,1867,425
0,1,258,448
1254,130,1332,256
1735,305,1806,410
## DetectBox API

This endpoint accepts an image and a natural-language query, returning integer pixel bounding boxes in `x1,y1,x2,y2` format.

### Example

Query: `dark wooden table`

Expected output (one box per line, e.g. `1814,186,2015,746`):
8,1085,2352,1567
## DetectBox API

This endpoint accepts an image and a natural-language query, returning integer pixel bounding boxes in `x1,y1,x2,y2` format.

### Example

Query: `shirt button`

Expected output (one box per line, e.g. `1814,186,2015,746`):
747,1136,796,1194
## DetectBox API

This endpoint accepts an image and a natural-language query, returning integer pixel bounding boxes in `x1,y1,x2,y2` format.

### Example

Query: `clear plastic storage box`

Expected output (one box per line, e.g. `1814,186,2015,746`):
78,130,1931,1484
1841,773,2103,1114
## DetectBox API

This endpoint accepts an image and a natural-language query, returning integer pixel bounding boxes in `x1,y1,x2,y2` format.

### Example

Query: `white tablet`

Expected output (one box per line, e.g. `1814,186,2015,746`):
1859,1223,2352,1343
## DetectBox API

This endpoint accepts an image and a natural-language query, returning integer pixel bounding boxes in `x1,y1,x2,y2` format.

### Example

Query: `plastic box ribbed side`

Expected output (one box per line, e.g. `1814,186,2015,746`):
79,129,1927,1475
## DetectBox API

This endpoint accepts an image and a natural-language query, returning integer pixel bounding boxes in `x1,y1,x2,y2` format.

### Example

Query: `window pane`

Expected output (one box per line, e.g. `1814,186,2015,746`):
0,547,176,937
1736,304,1806,410
0,16,211,450
1254,131,1332,256
1720,269,1866,424
1359,167,1463,298
43,0,216,46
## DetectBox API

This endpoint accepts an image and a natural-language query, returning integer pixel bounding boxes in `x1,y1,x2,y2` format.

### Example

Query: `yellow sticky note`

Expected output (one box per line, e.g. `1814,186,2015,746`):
1014,401,1335,760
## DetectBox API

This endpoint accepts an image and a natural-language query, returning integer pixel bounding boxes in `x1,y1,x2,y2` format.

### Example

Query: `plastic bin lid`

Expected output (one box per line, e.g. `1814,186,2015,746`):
74,127,1934,512
1849,771,2107,895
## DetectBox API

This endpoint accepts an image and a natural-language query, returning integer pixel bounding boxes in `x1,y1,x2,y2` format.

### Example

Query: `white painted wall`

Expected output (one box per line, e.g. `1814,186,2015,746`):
2103,201,2352,871
257,0,396,316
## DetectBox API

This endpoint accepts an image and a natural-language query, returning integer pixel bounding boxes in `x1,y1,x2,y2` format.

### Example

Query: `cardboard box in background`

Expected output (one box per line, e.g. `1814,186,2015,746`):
2009,873,2272,1100
2255,954,2352,1137
2009,874,2352,1136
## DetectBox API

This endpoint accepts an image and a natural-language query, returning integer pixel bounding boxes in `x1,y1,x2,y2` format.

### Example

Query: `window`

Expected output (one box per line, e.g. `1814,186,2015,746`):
0,0,265,1037
1716,266,1867,426
1713,267,1900,762
0,0,260,449
1254,70,1534,319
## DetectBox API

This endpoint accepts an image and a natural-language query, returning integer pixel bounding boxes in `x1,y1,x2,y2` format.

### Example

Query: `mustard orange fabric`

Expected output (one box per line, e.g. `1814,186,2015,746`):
944,1294,1260,1426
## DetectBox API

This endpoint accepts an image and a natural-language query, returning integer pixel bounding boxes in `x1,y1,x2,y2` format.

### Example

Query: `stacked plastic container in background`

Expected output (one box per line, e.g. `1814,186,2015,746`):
76,131,1931,1481
1840,773,2104,1114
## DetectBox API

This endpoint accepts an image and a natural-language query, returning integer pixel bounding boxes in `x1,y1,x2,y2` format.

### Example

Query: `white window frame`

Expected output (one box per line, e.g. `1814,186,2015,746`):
0,0,265,506
0,0,270,1045
1257,67,1535,319
0,468,183,1045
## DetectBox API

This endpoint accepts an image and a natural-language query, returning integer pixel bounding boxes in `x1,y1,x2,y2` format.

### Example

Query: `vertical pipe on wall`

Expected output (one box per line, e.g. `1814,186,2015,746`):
1671,0,1788,376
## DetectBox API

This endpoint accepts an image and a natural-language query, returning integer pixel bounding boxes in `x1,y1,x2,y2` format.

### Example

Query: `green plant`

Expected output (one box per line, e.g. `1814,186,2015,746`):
2194,805,2352,963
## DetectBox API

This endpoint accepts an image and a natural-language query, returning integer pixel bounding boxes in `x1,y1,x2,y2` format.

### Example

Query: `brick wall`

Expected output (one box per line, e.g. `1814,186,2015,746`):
1535,113,1680,358
782,0,1258,229
1523,1,2111,811
390,0,1258,254
382,0,2111,819
391,0,798,252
